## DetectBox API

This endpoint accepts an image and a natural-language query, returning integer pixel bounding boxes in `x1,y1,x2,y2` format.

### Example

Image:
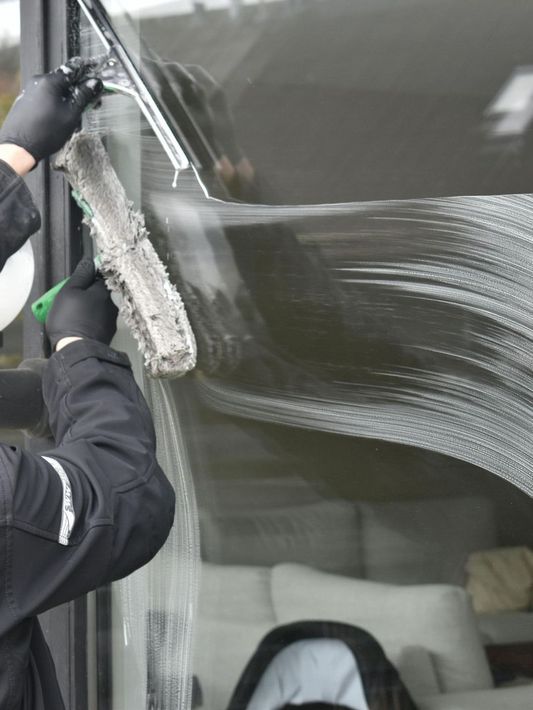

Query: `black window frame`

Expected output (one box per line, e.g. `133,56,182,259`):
20,2,88,708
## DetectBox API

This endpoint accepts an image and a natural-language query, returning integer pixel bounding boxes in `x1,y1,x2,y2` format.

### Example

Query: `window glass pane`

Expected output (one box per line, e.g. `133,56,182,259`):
81,2,533,709
0,0,22,447
102,0,533,203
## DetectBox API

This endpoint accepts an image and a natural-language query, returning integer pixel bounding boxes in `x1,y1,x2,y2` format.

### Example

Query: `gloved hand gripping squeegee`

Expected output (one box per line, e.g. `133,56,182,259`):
53,132,197,379
47,0,198,378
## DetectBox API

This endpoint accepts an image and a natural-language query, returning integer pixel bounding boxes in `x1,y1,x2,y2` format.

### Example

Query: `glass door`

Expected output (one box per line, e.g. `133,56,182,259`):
78,2,533,708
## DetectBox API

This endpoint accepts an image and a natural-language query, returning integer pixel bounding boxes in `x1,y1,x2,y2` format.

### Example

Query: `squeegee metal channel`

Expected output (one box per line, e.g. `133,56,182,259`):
77,0,190,175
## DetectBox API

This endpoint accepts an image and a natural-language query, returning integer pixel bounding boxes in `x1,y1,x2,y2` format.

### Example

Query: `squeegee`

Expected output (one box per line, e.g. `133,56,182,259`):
33,0,198,377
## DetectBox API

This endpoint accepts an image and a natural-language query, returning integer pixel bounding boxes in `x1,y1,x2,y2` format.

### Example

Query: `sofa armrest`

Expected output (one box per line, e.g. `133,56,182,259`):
418,683,533,710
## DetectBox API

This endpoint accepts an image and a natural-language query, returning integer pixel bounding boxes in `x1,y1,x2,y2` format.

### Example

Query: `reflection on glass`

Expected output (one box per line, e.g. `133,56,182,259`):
83,2,533,709
101,0,533,203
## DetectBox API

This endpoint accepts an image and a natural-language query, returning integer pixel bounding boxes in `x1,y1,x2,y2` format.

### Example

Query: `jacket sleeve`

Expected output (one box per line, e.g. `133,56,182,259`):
0,339,175,623
0,159,41,270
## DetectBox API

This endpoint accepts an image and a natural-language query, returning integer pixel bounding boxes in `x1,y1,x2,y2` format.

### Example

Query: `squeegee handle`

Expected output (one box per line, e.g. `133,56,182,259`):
31,278,70,324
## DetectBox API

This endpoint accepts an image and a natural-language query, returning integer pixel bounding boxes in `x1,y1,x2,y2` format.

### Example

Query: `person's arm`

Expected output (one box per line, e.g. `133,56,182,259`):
0,259,175,623
0,58,103,166
0,58,103,270
0,155,41,270
0,144,35,176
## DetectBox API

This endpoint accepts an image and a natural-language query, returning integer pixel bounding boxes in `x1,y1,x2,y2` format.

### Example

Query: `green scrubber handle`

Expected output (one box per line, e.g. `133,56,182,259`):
31,252,102,324
31,278,70,324
32,190,100,324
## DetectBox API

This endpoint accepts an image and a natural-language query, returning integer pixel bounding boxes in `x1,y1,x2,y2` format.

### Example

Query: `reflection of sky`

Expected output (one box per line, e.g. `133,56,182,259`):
0,0,20,44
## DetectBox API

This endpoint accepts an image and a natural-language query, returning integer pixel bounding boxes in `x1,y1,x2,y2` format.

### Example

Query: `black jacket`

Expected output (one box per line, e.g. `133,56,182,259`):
0,160,176,709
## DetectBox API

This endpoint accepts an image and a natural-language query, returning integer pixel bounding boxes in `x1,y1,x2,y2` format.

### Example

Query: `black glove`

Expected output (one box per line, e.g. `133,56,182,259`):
46,257,118,350
0,58,103,163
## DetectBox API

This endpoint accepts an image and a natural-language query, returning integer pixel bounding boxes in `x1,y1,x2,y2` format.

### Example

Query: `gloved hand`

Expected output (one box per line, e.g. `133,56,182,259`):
46,257,118,351
0,57,103,164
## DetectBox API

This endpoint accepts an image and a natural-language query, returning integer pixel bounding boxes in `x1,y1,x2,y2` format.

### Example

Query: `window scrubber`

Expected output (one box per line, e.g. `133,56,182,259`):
53,131,197,378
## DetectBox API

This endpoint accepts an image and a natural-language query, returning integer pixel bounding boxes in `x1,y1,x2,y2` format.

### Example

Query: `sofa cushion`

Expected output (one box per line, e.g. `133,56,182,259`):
271,563,493,696
194,617,274,710
195,564,277,710
200,499,362,576
203,475,325,512
360,496,497,585
466,547,533,614
198,563,275,623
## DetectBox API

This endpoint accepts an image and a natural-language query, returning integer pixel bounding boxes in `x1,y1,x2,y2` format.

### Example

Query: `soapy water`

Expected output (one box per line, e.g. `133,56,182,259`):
80,82,533,497
154,188,533,497
85,99,533,495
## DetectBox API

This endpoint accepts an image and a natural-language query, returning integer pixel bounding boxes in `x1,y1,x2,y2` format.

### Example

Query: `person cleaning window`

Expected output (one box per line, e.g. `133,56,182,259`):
0,59,176,710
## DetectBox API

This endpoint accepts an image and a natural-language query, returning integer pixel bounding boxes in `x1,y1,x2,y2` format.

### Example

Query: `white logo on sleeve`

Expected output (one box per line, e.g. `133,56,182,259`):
42,456,76,546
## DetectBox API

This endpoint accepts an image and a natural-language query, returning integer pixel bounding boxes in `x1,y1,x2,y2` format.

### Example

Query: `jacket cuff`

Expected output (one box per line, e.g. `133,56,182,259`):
0,158,35,207
0,158,20,183
51,339,131,370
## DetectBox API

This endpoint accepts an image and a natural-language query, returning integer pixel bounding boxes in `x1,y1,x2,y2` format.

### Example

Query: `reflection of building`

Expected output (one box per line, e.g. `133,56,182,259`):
12,1,533,709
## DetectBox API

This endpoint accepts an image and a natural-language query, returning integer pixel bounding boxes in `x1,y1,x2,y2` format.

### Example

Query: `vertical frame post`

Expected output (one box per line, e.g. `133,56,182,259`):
20,0,83,359
19,2,87,709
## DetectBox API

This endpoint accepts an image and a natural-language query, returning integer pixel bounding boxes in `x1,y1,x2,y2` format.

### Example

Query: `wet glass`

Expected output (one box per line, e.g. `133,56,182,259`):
82,2,533,709
0,0,23,446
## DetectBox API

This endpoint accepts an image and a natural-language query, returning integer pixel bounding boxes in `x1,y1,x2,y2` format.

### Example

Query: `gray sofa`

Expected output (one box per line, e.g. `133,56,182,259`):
194,562,533,709
200,492,533,645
